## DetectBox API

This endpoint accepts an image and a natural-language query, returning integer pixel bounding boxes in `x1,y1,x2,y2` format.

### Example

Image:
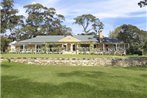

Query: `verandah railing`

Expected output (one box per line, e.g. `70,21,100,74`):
14,47,126,55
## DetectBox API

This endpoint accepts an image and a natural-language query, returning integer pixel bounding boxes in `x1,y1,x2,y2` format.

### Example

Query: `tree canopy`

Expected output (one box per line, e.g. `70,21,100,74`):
74,14,104,35
6,3,72,40
109,24,147,54
0,0,23,33
92,18,104,35
138,0,147,7
21,3,71,39
0,0,72,52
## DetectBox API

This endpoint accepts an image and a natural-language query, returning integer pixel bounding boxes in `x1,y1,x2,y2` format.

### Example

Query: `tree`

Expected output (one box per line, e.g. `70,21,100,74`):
0,0,24,52
92,18,104,35
60,25,72,35
23,3,48,37
143,41,147,54
138,0,147,7
74,14,104,35
0,0,23,33
0,36,11,52
109,24,147,54
8,15,24,41
21,3,68,38
74,14,96,34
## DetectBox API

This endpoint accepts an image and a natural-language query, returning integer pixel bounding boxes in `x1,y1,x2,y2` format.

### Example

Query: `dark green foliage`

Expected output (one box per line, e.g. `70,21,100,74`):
1,1,72,41
126,47,143,55
20,3,71,39
109,24,147,55
0,36,11,52
92,18,104,35
138,0,147,8
74,14,104,34
143,41,147,54
0,0,23,33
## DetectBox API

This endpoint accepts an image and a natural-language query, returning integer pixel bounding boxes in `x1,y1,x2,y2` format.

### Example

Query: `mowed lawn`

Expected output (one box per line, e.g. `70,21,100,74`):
1,62,147,98
1,53,147,58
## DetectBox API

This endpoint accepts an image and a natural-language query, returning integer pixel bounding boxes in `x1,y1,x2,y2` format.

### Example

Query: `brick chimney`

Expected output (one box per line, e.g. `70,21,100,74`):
99,32,103,43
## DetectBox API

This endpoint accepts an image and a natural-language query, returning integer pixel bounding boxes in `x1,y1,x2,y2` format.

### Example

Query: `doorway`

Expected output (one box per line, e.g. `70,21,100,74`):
73,44,76,51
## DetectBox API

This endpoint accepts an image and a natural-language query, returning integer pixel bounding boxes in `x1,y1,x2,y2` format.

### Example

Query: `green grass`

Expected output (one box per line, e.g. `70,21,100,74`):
1,53,147,59
1,62,147,98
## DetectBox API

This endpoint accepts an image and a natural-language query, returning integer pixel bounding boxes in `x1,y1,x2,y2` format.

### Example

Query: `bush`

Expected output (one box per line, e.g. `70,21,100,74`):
134,50,142,55
126,47,142,55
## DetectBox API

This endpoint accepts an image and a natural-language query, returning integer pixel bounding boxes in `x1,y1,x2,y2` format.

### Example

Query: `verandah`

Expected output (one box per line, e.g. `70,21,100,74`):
14,42,129,55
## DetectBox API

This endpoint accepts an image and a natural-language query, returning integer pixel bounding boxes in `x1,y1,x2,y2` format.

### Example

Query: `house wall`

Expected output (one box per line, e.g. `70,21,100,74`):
9,45,16,52
26,45,35,49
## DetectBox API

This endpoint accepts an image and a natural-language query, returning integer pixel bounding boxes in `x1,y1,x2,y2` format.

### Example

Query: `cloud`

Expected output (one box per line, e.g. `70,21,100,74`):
30,0,60,7
57,0,146,18
13,0,147,35
15,0,146,18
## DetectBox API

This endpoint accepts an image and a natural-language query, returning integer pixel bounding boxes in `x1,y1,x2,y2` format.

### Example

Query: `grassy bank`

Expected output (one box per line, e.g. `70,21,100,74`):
1,62,147,98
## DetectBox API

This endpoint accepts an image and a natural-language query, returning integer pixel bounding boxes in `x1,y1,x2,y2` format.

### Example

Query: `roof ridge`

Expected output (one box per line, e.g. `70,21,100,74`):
37,35,64,37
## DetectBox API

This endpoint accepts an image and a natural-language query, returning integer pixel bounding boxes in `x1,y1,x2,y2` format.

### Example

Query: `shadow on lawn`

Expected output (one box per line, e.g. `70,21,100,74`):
123,67,147,71
57,70,147,83
57,71,106,78
2,75,147,98
1,63,12,68
140,74,147,78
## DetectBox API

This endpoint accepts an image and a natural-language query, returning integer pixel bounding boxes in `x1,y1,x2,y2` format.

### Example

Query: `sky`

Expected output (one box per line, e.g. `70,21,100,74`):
2,0,147,36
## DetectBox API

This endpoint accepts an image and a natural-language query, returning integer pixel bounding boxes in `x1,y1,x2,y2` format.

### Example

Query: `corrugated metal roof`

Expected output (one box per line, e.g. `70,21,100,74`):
103,37,122,43
17,35,122,44
19,35,98,43
19,36,64,43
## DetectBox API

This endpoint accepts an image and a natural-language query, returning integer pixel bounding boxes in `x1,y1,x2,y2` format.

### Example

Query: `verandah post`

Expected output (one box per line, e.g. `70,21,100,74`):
35,44,37,54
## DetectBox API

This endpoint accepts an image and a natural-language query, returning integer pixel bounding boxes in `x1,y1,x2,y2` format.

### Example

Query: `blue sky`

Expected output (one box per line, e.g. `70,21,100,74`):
4,0,147,36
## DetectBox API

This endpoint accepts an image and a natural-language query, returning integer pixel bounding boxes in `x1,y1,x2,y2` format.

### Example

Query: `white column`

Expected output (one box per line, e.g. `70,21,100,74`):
35,44,37,54
76,44,79,54
23,45,25,53
70,43,73,52
124,44,126,50
61,44,63,49
76,44,79,50
103,44,105,51
116,43,118,51
128,43,130,49
66,43,68,51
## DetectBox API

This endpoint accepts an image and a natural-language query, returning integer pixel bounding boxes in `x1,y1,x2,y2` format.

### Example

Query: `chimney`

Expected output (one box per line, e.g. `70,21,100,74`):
99,32,103,43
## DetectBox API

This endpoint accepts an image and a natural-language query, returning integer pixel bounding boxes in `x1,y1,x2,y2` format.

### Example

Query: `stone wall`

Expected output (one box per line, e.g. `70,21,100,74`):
1,57,147,67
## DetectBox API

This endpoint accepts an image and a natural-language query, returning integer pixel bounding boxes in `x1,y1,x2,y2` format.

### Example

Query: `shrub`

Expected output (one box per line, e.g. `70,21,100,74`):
126,47,142,55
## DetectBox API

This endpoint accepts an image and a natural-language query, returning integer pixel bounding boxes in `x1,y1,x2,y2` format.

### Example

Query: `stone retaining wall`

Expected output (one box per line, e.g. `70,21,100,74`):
1,57,147,67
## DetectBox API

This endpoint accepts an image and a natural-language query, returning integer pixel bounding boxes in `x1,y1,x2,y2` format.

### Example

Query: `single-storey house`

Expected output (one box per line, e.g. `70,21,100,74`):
9,33,129,54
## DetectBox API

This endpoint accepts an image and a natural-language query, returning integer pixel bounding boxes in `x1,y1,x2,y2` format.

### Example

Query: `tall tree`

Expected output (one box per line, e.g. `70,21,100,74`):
0,36,11,52
22,3,67,38
0,0,23,33
23,3,48,37
8,15,24,41
109,24,147,54
74,14,96,34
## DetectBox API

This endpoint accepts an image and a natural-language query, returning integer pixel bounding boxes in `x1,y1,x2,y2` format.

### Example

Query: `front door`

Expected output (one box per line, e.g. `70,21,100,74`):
63,45,67,51
73,44,76,51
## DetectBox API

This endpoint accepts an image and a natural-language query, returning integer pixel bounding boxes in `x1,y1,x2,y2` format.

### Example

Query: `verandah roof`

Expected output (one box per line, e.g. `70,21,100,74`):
16,35,122,45
17,35,97,44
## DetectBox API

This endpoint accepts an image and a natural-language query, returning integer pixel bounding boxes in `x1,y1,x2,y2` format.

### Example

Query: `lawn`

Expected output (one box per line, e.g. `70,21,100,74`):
1,62,147,98
1,53,147,59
